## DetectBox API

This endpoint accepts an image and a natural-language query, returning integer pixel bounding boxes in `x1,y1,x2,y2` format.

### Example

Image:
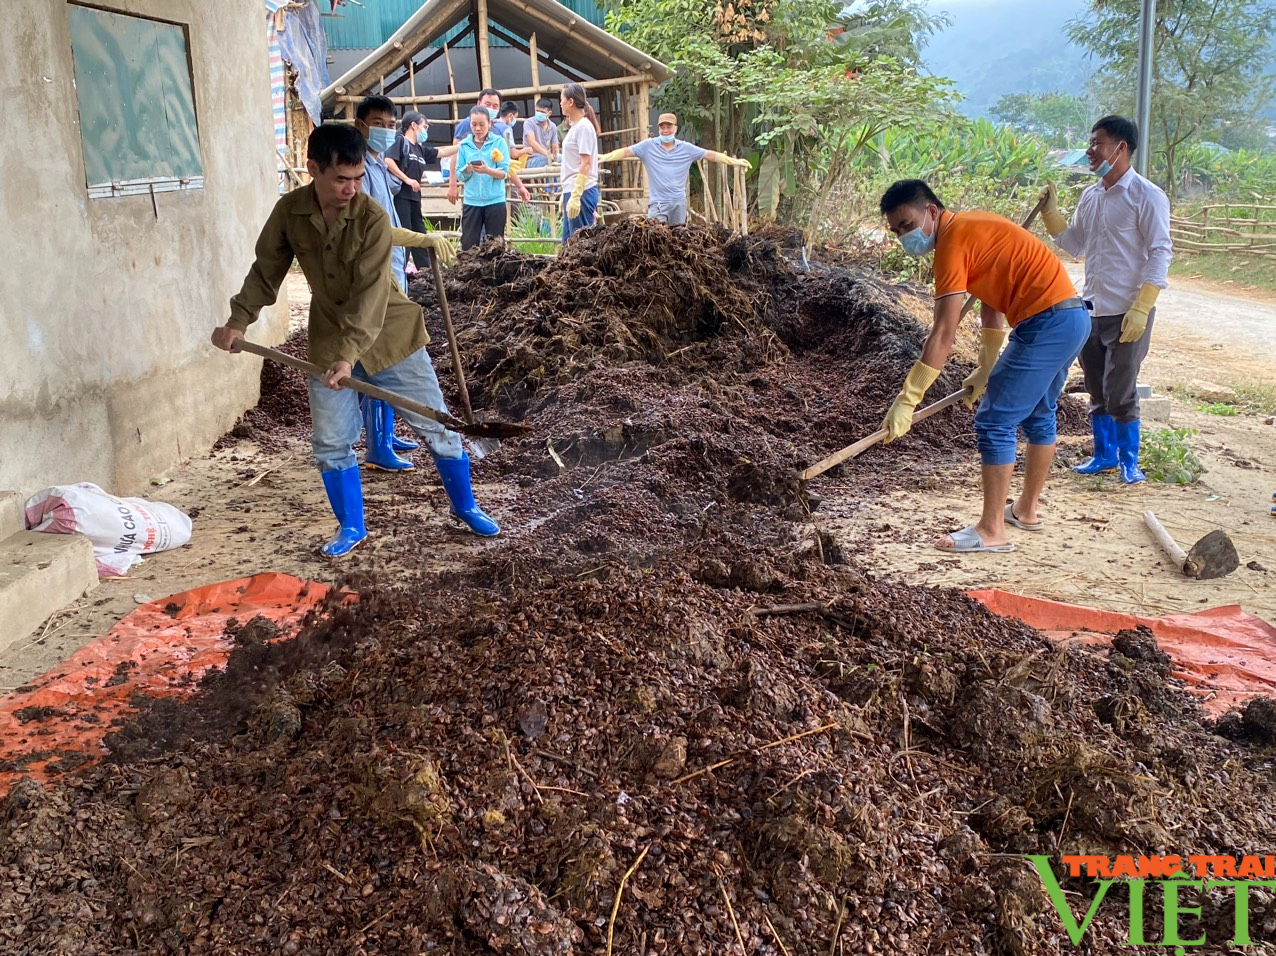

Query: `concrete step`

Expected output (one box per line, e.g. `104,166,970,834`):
0,490,23,538
0,530,97,655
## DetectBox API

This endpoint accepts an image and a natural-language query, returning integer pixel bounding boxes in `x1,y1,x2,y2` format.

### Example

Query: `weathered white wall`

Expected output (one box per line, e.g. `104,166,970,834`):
0,0,289,499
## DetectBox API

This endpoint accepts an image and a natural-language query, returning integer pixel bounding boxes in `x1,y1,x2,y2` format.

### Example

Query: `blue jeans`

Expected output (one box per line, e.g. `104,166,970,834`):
974,305,1089,466
308,348,463,472
562,185,599,242
526,154,549,169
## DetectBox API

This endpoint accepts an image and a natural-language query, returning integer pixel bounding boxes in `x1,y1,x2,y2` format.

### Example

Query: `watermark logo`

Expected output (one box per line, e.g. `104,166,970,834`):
1027,854,1276,951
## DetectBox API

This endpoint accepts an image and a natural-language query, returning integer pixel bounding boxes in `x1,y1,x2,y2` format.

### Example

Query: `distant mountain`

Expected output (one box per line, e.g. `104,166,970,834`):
920,0,1095,118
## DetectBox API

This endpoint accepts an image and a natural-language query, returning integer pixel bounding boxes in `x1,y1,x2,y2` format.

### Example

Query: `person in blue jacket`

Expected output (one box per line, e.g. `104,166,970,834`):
455,106,512,249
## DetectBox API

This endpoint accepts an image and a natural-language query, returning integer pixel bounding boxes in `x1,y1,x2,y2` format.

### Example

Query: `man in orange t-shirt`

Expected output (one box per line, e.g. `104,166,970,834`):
878,179,1089,554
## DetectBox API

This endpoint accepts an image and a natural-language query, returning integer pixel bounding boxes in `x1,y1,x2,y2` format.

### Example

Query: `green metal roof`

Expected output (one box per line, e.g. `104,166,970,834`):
324,0,606,50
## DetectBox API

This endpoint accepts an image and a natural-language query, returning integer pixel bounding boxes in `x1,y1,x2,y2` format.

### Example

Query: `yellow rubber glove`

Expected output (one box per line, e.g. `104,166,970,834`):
961,327,1009,408
566,173,588,220
1040,181,1067,238
491,147,504,166
1120,283,1159,343
389,229,456,266
723,156,752,169
882,360,942,443
599,148,627,163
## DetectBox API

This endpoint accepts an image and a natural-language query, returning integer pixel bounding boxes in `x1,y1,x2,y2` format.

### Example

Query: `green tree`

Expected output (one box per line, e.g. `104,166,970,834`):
604,0,954,235
1067,0,1276,203
991,91,1096,148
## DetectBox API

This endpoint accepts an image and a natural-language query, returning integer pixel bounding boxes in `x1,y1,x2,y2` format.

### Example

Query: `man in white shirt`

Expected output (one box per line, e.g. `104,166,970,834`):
1041,115,1173,484
598,112,750,225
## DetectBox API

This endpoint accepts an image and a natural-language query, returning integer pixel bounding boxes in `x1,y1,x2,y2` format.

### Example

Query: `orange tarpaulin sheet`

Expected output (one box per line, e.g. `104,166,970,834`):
0,573,332,793
969,589,1276,716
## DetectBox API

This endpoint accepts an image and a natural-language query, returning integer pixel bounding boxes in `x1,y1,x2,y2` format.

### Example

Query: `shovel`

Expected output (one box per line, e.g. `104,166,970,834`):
800,388,970,481
235,340,528,442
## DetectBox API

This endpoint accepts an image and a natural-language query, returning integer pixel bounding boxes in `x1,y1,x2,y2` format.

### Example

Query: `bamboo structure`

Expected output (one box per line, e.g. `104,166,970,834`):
322,0,668,160
1170,202,1276,259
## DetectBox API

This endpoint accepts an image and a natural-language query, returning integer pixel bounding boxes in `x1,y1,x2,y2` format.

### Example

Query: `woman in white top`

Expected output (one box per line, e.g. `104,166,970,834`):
559,82,600,244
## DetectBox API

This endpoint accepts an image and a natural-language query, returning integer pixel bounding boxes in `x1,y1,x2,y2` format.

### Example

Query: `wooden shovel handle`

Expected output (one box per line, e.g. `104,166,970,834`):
800,387,971,481
235,339,468,432
430,248,474,423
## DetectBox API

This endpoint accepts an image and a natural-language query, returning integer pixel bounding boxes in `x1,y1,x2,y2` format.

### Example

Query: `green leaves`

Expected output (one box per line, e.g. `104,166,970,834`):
1141,426,1204,485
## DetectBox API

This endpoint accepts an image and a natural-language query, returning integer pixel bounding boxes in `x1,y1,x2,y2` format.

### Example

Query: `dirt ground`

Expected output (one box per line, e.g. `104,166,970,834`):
3,266,1274,699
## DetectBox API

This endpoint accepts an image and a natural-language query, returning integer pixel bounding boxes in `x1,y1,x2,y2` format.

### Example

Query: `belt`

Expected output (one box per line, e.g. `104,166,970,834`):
1033,297,1084,317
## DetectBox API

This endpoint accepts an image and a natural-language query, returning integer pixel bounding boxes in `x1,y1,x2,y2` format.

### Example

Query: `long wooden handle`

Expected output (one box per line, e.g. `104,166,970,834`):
959,193,1051,319
430,249,474,423
1143,511,1189,574
800,388,970,481
235,340,467,432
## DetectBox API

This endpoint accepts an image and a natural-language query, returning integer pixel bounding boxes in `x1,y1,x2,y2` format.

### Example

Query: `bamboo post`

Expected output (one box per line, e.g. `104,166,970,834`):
409,57,416,100
443,43,458,127
635,83,650,196
720,164,735,231
699,161,719,223
379,74,385,94
529,31,540,92
736,165,748,236
476,0,493,90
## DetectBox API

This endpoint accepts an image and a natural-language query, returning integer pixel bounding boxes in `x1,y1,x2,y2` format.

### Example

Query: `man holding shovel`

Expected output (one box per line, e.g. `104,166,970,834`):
879,179,1089,553
1040,115,1173,485
211,122,500,556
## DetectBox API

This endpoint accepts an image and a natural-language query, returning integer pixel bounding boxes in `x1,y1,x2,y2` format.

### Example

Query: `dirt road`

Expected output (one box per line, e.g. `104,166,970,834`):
1066,261,1276,356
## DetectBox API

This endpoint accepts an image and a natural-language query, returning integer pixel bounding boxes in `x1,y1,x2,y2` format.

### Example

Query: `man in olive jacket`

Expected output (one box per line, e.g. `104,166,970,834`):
210,123,499,556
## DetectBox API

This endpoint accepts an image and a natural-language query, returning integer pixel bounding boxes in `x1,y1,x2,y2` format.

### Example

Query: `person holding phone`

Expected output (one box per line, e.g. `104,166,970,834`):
455,105,511,249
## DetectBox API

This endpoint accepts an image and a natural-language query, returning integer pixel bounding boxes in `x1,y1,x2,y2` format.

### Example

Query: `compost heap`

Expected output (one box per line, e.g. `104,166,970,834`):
6,223,1275,956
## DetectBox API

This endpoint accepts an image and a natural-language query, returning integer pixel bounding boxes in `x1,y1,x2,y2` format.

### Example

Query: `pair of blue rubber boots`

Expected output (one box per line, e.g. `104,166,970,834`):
319,398,499,556
1073,414,1146,484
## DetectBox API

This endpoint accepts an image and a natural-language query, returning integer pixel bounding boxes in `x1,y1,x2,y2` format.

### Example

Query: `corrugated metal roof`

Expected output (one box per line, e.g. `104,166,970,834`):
324,0,607,50
323,0,668,104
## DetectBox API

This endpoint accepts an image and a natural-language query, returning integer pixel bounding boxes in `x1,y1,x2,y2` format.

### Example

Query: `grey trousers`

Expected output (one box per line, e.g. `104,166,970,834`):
1079,309,1155,422
647,200,689,225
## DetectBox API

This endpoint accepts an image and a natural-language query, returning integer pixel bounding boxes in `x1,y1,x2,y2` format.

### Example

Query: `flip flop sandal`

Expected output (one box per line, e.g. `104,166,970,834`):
1005,503,1044,532
935,525,1015,553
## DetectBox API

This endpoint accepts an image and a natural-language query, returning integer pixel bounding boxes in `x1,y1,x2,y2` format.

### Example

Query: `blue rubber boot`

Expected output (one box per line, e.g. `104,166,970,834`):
319,466,367,557
385,402,419,452
434,452,500,537
1115,418,1147,485
1072,414,1119,475
362,397,415,471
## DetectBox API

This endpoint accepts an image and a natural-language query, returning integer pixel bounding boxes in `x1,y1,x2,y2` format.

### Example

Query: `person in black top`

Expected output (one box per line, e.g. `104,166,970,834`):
386,112,460,269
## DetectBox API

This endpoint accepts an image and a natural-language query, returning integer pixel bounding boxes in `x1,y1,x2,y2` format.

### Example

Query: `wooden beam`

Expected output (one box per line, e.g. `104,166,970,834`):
383,26,473,95
334,75,649,106
486,23,587,84
475,0,493,90
499,0,655,76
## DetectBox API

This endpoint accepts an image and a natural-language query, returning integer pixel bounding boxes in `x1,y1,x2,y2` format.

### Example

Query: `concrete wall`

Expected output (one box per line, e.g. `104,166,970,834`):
0,0,289,500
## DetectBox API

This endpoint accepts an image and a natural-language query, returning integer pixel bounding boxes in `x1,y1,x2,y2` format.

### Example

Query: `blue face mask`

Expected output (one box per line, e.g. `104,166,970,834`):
659,134,675,144
1091,144,1120,178
486,107,499,120
366,126,395,155
899,212,937,256
534,112,549,124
